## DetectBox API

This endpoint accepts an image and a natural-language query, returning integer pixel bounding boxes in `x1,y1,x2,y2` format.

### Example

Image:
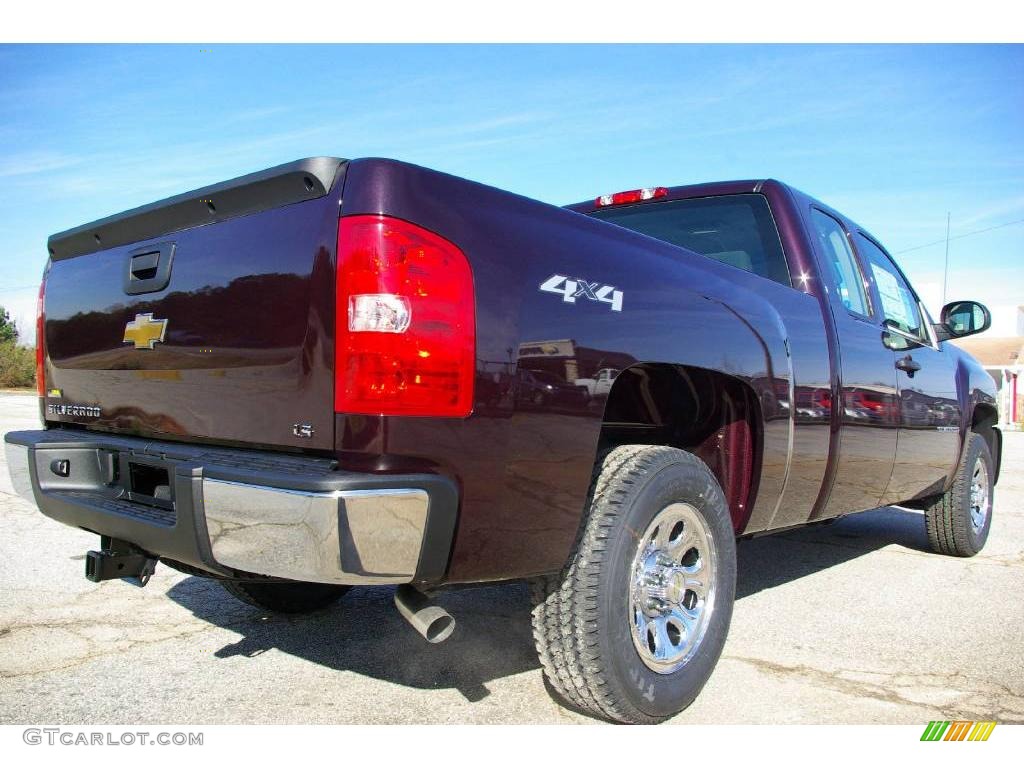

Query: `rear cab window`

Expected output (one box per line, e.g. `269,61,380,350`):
810,209,871,317
589,194,792,287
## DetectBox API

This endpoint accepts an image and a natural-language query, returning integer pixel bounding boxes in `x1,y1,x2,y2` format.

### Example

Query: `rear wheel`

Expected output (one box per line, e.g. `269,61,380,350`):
531,444,737,724
221,580,349,614
924,431,993,557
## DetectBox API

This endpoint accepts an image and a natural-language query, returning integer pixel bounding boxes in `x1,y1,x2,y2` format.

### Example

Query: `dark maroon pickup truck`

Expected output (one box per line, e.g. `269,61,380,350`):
5,157,1001,723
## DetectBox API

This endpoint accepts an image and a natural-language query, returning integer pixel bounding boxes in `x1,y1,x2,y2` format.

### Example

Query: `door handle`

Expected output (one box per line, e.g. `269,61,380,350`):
895,355,921,377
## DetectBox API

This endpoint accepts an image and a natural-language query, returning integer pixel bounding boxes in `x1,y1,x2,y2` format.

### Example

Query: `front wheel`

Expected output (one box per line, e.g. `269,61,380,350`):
924,431,994,557
531,444,737,724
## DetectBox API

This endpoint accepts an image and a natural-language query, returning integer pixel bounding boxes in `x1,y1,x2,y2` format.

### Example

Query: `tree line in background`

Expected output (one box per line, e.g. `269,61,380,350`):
0,305,36,389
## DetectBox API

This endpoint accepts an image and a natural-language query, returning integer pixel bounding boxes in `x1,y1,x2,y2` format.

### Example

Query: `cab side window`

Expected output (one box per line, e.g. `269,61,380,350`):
854,233,927,342
811,210,870,316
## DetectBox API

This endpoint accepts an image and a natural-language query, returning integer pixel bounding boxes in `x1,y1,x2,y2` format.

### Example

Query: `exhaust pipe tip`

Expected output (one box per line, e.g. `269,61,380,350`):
394,585,455,643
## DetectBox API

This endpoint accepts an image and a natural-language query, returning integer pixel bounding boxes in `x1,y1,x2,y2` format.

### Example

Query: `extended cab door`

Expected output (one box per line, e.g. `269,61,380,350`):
851,233,962,504
809,209,899,517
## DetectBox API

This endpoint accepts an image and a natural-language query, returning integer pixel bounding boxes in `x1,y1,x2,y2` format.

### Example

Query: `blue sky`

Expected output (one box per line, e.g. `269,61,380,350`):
1,44,1022,341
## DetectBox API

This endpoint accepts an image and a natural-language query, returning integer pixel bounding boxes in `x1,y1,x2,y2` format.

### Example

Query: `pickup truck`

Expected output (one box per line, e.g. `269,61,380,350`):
575,367,620,398
5,157,1000,724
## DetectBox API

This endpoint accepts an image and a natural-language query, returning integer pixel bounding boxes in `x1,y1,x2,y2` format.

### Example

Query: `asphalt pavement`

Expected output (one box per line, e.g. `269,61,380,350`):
1,392,1021,724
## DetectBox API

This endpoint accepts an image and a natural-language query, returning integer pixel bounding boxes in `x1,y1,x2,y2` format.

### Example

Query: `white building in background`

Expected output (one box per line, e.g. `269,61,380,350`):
952,306,1024,431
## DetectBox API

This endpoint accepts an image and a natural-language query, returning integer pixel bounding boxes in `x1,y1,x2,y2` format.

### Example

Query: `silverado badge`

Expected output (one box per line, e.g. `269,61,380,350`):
123,313,168,350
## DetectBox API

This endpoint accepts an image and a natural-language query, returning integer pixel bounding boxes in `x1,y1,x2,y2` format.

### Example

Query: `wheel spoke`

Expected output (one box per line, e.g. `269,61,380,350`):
652,616,677,659
679,551,706,581
664,526,696,563
634,607,650,640
683,574,708,601
667,608,701,656
652,518,680,548
669,606,697,635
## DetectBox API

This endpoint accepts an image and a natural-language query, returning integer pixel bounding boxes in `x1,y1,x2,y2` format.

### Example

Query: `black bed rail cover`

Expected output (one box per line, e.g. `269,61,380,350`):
47,156,347,261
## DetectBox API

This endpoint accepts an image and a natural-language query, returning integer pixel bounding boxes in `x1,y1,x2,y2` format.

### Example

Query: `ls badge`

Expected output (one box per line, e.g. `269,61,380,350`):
123,313,168,350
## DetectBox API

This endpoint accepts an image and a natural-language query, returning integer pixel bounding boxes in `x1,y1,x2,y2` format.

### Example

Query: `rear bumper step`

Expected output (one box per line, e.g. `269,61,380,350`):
4,429,458,586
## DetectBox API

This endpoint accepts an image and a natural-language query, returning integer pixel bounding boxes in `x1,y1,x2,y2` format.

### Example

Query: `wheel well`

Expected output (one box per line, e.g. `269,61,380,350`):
972,402,1001,483
598,363,761,531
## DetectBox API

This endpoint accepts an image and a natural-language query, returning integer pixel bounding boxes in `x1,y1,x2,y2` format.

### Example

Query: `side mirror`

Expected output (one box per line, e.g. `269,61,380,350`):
935,300,991,342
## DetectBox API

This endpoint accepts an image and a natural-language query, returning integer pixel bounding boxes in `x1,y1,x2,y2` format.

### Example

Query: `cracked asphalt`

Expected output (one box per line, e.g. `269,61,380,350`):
1,392,1021,724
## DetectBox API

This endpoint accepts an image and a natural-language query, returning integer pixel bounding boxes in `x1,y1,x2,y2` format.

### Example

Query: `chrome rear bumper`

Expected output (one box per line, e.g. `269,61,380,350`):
203,480,429,584
4,429,458,586
5,442,34,502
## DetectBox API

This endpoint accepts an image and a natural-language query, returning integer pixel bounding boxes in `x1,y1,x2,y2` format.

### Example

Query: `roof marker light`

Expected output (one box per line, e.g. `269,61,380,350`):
595,187,668,207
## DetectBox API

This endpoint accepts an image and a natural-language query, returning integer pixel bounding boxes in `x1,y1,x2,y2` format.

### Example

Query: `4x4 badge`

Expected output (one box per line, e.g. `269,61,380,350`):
539,274,624,312
123,313,168,350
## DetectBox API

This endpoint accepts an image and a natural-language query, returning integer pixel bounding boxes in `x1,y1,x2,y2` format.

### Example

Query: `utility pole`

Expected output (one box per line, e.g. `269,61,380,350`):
941,212,951,306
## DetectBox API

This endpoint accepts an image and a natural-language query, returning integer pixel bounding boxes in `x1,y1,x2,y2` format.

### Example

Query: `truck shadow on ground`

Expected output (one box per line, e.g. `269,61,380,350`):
166,577,539,703
735,506,930,599
165,506,928,704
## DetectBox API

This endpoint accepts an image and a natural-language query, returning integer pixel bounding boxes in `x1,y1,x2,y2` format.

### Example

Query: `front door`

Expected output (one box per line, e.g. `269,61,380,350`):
852,233,962,504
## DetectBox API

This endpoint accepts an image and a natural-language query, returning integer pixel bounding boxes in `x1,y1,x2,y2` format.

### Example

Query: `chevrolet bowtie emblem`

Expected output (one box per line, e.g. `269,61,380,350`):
123,313,168,350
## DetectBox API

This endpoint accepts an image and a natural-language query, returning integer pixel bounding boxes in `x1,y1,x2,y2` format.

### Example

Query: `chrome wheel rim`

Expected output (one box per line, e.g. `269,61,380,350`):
969,458,990,534
628,502,718,675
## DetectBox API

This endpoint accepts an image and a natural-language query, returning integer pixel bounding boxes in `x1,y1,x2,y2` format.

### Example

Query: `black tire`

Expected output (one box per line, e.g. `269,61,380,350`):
924,431,994,557
531,445,737,724
221,580,350,614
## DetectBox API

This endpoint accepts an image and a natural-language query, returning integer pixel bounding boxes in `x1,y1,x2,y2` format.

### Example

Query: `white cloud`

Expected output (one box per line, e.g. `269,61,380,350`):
0,151,82,178
956,196,1024,228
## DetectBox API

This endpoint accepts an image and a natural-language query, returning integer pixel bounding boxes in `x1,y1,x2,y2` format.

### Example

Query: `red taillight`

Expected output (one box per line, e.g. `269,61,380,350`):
35,278,45,397
335,215,475,417
595,187,668,207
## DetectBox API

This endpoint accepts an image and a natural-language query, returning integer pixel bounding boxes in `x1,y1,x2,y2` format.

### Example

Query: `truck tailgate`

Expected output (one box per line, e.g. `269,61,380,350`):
41,158,345,451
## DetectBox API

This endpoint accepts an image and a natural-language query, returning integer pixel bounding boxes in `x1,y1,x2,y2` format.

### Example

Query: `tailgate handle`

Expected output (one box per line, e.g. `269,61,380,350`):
130,251,160,279
124,242,175,295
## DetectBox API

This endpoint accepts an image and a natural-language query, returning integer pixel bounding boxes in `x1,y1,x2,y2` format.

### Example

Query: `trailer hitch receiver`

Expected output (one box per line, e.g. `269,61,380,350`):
85,536,157,586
